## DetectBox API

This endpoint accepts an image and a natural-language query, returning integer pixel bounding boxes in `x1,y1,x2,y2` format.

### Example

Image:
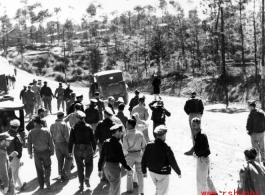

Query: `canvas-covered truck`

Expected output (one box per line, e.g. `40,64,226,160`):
89,70,129,105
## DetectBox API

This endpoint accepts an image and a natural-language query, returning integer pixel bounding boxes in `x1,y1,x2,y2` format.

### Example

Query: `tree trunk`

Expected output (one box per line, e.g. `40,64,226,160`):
215,9,220,68
261,0,265,110
239,0,246,75
253,0,258,87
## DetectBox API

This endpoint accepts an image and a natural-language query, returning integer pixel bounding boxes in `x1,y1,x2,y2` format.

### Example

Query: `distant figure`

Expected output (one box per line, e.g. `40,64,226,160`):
11,75,16,89
54,83,65,112
116,103,128,127
128,89,140,114
19,86,27,104
26,108,47,131
152,74,161,101
67,93,76,114
14,68,17,76
40,81,54,114
94,92,105,120
246,100,265,165
23,85,35,117
84,99,100,132
108,96,115,114
184,91,204,156
64,84,73,112
32,81,42,114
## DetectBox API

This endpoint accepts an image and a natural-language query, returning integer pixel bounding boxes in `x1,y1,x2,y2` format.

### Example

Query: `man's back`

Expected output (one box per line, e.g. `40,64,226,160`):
50,120,69,143
184,96,204,115
95,118,115,143
85,106,100,124
32,85,40,95
129,96,139,112
247,109,265,133
116,112,128,127
132,105,149,121
24,90,35,101
41,86,52,97
123,130,146,152
28,127,52,151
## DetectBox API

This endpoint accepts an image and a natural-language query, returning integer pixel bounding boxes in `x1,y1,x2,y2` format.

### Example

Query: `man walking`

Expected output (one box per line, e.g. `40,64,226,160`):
98,124,133,195
192,118,216,195
152,74,161,101
128,90,140,114
27,116,54,190
32,81,42,114
0,133,15,195
23,85,35,118
54,83,65,112
67,93,76,113
19,86,27,104
142,125,181,195
108,96,115,114
184,91,204,155
85,99,100,132
40,81,54,114
67,95,84,115
64,84,73,112
149,100,171,138
123,118,146,195
26,107,47,131
65,103,82,128
11,76,16,89
68,111,96,191
50,112,71,180
94,92,105,120
246,100,265,165
7,120,26,191
116,103,128,127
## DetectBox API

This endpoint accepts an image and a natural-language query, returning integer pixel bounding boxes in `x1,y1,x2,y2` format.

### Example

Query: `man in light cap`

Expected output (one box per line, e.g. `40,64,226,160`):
129,89,140,114
149,99,171,138
152,74,161,101
64,84,73,111
98,124,133,195
94,92,105,120
184,90,204,156
54,83,65,112
23,85,35,117
246,100,265,165
32,80,41,114
28,115,54,190
67,94,84,115
142,125,181,195
50,112,71,180
68,111,96,191
40,81,54,114
85,99,100,132
191,118,216,195
0,132,15,195
7,120,26,192
94,107,116,181
108,96,115,114
67,92,76,113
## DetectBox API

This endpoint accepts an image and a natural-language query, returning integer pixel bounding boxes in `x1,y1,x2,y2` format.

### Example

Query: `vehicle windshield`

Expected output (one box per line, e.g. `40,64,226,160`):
97,73,123,84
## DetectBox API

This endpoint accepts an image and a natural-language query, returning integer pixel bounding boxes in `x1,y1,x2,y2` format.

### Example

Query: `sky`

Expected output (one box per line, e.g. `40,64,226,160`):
0,0,201,25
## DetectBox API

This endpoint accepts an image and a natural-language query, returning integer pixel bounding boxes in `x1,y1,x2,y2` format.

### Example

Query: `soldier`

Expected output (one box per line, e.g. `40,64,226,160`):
37,80,44,107
108,96,115,114
123,118,146,195
54,83,65,112
50,112,71,180
65,103,83,128
94,107,116,181
26,107,47,131
67,94,84,115
128,89,140,114
116,103,128,127
64,84,73,112
191,118,216,195
11,76,16,89
0,133,15,195
67,93,76,113
27,116,54,190
98,124,133,195
152,74,161,101
19,86,27,104
7,120,27,192
142,125,181,195
149,100,171,138
184,91,204,155
40,81,54,114
68,111,96,191
32,81,42,114
23,85,35,117
94,92,105,120
14,68,17,76
246,100,265,165
85,99,100,132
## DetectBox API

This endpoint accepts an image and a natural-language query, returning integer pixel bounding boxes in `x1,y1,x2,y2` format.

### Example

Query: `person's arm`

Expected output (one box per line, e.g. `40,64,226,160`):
198,99,204,115
246,114,253,134
141,133,147,150
144,108,149,120
184,101,190,115
40,87,44,98
94,122,100,143
19,91,22,100
50,88,54,97
164,108,171,117
68,127,74,153
0,154,9,188
141,145,148,174
27,132,33,155
195,135,210,157
166,147,181,175
89,127,96,151
64,114,70,123
54,89,58,97
122,134,129,156
63,124,70,143
15,136,23,159
98,142,107,171
116,142,132,171
47,131,54,155
26,120,34,131
149,101,157,111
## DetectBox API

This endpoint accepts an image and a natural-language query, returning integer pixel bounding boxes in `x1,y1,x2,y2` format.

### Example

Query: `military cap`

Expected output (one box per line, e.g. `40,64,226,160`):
33,115,42,123
76,111,86,119
57,111,64,117
104,107,113,116
38,107,46,113
23,85,27,88
110,124,123,131
139,95,146,100
0,132,14,141
116,97,124,103
154,125,168,135
247,100,256,107
90,99,98,103
44,81,47,84
71,92,76,97
94,92,100,95
38,80,41,82
10,119,20,127
118,103,125,110
76,94,83,99
157,100,163,106
28,85,32,88
108,96,115,101
191,90,196,95
135,89,140,94
191,117,201,124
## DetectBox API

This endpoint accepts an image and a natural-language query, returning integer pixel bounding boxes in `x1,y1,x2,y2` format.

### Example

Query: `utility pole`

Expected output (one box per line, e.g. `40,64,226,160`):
262,0,265,110
63,27,66,82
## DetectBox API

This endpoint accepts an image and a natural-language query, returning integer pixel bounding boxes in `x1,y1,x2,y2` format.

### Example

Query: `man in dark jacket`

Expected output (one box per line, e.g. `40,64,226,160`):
149,100,171,138
68,111,96,191
40,81,54,114
116,103,128,127
152,74,161,101
26,108,47,131
184,91,204,156
19,86,27,104
67,95,84,115
64,84,73,112
23,85,35,117
142,125,181,195
94,92,105,120
85,99,100,132
108,96,115,114
246,100,265,165
128,90,140,113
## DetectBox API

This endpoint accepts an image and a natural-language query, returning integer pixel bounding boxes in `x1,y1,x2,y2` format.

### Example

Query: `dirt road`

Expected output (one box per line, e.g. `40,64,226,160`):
2,57,252,195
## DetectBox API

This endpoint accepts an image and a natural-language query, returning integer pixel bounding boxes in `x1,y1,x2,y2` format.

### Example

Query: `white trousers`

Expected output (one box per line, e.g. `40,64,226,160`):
10,157,23,187
150,171,169,195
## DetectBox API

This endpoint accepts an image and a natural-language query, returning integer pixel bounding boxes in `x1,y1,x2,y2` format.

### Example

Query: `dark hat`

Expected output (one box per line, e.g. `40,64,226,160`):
23,85,27,88
76,111,86,119
154,125,167,135
90,99,98,103
247,100,256,107
118,103,125,110
44,81,47,84
104,107,113,116
135,89,140,94
38,80,41,82
38,107,46,113
0,132,14,141
191,90,196,95
10,119,20,127
139,95,146,101
244,147,258,160
157,100,163,106
28,85,32,88
74,103,82,109
71,92,76,97
57,111,64,117
94,91,100,95
110,124,123,131
108,96,115,101
76,95,83,99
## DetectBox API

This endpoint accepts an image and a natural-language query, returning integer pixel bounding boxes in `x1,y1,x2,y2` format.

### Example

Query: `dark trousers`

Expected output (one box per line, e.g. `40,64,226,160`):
74,145,93,184
55,142,71,175
153,122,165,138
34,150,51,188
104,162,121,195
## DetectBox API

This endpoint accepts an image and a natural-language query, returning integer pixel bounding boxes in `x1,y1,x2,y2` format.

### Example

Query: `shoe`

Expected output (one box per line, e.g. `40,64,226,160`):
133,182,138,188
79,184,84,191
61,174,69,181
184,147,194,156
126,190,133,193
140,193,144,195
85,179,90,187
45,182,50,189
39,186,44,190
20,182,27,191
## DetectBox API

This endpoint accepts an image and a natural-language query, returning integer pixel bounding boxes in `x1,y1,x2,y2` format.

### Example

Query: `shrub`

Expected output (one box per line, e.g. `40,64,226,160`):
72,67,83,75
53,63,65,72
55,74,65,82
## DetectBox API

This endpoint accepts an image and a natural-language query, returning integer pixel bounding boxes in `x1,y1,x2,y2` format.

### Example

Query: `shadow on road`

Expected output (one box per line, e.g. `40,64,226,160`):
16,178,39,194
206,108,247,114
91,181,110,195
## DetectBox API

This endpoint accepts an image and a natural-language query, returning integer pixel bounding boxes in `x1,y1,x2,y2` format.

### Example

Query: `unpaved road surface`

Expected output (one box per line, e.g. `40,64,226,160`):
1,57,251,195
